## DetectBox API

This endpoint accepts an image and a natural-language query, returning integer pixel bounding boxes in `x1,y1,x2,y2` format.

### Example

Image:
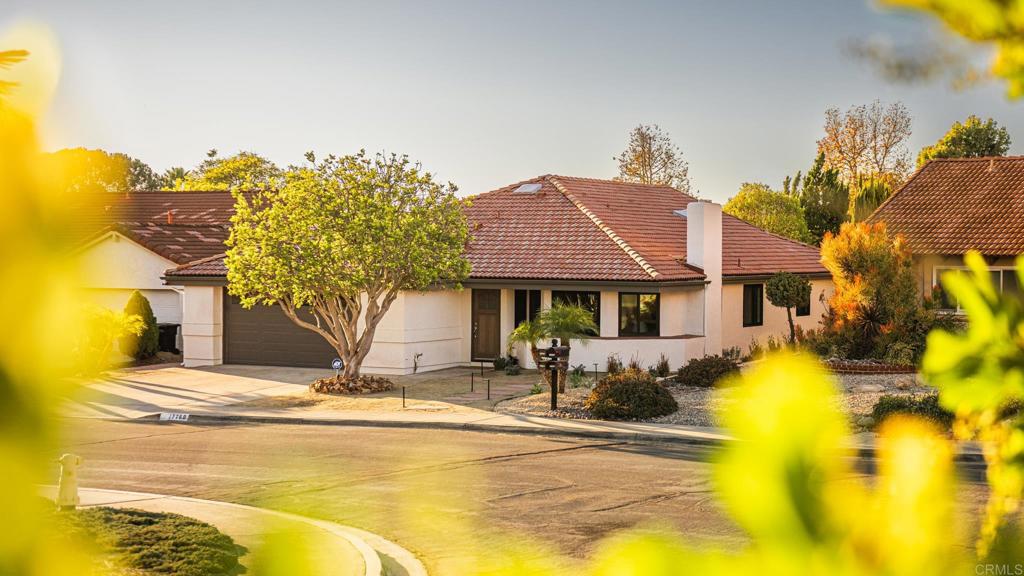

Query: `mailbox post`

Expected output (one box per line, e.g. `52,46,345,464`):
538,339,570,411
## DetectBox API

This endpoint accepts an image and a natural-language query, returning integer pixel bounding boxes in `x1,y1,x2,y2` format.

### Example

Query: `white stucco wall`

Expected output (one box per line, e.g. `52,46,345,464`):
78,233,183,324
720,278,833,354
181,285,222,367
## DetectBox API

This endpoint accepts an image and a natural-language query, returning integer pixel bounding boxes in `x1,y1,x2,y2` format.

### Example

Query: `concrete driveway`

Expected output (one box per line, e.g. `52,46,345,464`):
63,364,334,419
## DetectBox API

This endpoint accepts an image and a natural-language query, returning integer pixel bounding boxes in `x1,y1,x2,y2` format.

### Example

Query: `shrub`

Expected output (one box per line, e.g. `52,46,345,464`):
871,394,954,430
584,368,678,420
626,354,643,371
119,290,159,360
493,356,507,370
530,382,543,394
747,338,765,361
606,354,623,375
56,507,242,576
568,372,590,388
654,353,671,377
722,346,742,363
571,363,587,377
505,363,521,376
676,355,740,388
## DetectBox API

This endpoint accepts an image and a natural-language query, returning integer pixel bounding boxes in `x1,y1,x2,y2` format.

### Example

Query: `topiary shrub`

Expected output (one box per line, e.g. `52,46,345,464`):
871,394,954,430
584,368,678,420
119,290,159,360
675,355,740,388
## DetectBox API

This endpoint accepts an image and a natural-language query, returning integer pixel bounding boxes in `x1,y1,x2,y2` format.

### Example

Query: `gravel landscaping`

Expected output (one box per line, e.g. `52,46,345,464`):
496,371,935,430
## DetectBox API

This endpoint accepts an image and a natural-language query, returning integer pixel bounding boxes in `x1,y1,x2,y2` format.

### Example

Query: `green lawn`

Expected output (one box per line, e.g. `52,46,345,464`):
53,506,244,576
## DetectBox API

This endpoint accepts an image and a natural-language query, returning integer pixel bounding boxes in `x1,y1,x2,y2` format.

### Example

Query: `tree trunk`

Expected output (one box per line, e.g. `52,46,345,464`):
786,306,796,345
557,344,571,393
529,344,553,388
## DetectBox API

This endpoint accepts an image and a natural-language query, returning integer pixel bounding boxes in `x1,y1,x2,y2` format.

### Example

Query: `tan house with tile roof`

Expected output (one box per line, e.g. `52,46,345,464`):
868,156,1024,309
163,176,832,373
74,191,236,339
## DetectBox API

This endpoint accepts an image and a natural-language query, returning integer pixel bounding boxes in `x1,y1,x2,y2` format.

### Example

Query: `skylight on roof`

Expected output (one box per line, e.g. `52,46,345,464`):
514,183,542,194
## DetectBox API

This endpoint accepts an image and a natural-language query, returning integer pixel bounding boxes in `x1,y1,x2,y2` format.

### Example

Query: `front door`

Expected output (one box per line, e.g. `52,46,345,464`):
471,289,501,361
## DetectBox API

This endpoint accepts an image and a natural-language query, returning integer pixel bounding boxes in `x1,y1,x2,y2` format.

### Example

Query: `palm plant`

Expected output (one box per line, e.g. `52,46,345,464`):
161,166,189,190
507,304,597,393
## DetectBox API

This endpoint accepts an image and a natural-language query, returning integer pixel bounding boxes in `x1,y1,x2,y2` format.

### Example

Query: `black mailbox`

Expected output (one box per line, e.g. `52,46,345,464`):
538,339,569,411
539,341,570,368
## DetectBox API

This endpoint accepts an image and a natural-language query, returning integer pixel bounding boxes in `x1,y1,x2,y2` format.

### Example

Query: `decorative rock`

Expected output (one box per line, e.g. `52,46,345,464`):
894,376,916,390
856,415,875,429
853,383,885,393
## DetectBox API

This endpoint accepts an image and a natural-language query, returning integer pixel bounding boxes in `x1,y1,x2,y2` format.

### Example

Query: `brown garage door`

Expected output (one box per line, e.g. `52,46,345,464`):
223,290,337,367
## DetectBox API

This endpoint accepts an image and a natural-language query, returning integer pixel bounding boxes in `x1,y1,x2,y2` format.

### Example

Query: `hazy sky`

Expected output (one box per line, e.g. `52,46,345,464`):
5,1,1022,202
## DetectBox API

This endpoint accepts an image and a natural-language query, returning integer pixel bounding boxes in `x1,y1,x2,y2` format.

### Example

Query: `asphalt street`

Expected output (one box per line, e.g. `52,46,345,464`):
55,419,988,574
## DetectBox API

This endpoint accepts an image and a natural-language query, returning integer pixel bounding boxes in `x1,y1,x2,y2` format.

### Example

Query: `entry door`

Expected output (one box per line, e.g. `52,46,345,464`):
472,289,501,361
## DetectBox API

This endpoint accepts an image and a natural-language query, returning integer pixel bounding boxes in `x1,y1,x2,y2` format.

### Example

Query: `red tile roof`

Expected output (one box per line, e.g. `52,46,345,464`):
75,191,238,264
164,176,827,281
868,156,1024,255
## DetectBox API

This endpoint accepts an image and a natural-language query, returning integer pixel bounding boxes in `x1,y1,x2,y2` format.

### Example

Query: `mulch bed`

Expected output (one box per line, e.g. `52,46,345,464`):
309,375,395,395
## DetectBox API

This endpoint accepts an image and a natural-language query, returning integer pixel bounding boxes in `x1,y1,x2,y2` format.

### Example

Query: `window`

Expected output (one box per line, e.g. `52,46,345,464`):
743,284,763,327
796,289,811,317
514,289,541,327
618,293,660,337
552,290,601,334
935,267,1021,311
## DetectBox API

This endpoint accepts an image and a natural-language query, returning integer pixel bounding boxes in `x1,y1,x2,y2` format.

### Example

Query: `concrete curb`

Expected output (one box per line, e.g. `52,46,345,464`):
141,411,987,464
152,412,729,448
41,486,427,576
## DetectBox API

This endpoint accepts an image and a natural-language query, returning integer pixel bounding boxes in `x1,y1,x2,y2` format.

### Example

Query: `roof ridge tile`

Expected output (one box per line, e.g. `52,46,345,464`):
546,176,661,279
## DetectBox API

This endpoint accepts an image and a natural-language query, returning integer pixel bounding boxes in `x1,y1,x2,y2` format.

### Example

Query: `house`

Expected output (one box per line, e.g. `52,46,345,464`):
74,191,237,343
868,156,1024,309
163,176,832,373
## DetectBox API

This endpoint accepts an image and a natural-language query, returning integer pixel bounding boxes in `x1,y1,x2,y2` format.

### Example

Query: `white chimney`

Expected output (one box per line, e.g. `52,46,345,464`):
685,201,723,355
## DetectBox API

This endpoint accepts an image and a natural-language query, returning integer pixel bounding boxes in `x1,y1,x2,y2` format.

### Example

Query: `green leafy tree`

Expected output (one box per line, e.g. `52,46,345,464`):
119,290,158,360
182,150,282,190
614,124,691,193
765,271,812,343
80,306,144,375
851,176,894,222
724,182,812,243
226,151,470,378
126,156,161,190
41,148,159,193
796,153,850,244
917,115,1012,167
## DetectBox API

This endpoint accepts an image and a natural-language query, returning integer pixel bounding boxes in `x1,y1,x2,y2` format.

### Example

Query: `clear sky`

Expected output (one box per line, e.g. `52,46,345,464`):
4,0,1022,202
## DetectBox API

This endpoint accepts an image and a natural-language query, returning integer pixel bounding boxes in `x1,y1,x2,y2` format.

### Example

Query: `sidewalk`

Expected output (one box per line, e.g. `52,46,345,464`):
39,486,427,576
61,365,984,460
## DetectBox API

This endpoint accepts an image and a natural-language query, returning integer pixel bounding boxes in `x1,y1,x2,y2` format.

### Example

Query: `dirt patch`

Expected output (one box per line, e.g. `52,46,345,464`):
235,391,479,413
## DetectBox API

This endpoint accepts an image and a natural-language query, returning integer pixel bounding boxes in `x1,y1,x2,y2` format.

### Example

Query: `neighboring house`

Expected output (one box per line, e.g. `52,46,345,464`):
164,176,831,373
74,192,236,336
868,156,1024,310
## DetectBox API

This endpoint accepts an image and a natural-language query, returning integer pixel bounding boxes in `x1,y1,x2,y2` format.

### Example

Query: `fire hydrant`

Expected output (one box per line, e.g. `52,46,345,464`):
56,453,82,511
